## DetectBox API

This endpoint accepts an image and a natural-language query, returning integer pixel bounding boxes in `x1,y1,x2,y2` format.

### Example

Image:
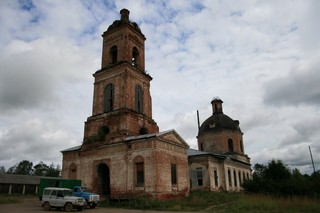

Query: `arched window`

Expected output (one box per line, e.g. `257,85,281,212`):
135,84,143,113
171,163,177,185
228,138,234,152
104,84,114,112
132,47,139,66
110,46,117,64
134,156,144,186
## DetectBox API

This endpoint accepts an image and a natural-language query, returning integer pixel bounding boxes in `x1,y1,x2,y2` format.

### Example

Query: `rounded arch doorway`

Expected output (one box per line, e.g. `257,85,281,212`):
97,163,110,196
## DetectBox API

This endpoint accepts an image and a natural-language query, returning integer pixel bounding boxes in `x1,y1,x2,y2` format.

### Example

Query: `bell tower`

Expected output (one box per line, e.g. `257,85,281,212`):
82,9,159,147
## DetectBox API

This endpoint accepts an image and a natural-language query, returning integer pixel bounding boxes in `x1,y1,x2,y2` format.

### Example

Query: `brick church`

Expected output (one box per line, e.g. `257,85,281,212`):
61,9,251,199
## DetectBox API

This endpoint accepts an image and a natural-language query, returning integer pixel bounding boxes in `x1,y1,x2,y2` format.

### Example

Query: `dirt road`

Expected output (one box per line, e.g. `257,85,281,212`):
0,198,196,213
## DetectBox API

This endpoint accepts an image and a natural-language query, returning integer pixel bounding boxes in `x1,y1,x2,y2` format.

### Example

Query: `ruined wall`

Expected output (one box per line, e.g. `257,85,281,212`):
62,132,189,200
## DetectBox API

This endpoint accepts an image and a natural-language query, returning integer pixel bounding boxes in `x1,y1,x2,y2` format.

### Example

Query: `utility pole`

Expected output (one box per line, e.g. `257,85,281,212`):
309,145,316,174
197,110,200,131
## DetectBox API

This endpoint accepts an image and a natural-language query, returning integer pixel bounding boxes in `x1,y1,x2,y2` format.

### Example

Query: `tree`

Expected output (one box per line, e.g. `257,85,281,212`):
243,159,320,197
34,161,49,176
6,164,17,174
0,166,6,173
46,163,61,177
14,160,34,175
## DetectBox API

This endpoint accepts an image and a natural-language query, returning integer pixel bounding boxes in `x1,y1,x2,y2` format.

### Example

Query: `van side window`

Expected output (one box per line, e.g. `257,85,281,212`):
51,190,57,196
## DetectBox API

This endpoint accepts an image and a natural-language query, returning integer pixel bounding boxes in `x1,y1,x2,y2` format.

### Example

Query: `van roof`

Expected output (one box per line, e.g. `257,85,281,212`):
44,187,71,190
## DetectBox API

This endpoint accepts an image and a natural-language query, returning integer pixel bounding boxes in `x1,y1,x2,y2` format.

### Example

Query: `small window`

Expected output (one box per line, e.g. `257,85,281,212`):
228,139,234,152
110,46,117,64
51,190,57,196
240,140,244,152
171,164,177,185
139,127,148,135
135,85,143,113
214,170,218,187
104,84,114,112
228,169,232,187
136,162,144,186
234,170,237,186
44,190,51,195
196,167,203,186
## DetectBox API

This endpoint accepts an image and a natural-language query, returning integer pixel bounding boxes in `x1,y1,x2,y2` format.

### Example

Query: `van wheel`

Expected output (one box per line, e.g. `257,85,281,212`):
89,203,97,209
43,202,51,211
65,203,73,212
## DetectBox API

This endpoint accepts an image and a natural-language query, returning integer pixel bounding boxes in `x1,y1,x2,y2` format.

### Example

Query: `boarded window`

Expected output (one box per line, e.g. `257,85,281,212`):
196,167,203,186
135,85,143,113
136,162,144,186
110,46,117,64
104,84,114,112
171,164,177,185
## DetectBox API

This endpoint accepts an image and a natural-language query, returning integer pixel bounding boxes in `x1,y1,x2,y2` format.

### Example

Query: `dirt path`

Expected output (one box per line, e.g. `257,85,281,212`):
0,197,197,213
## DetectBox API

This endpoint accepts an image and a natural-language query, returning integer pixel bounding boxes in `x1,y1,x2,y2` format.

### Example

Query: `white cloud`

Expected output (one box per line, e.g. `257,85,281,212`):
0,0,319,175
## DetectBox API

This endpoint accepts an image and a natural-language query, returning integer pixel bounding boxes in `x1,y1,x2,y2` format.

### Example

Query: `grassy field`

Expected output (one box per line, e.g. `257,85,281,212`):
105,191,320,213
1,192,319,212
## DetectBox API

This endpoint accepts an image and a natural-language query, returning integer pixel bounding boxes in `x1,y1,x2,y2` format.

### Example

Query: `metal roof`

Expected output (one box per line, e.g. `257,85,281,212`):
188,148,227,159
61,145,81,153
0,173,42,185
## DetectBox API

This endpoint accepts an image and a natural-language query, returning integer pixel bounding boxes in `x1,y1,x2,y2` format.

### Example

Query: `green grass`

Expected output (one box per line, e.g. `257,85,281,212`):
102,191,320,212
222,194,320,213
1,192,319,212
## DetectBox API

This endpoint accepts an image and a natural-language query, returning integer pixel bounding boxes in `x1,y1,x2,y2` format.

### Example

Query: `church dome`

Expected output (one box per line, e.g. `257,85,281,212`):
198,98,242,136
198,113,241,135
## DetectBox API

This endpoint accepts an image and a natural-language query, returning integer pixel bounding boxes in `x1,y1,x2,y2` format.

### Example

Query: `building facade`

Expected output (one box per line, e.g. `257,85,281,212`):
61,9,251,199
61,9,190,200
189,98,251,191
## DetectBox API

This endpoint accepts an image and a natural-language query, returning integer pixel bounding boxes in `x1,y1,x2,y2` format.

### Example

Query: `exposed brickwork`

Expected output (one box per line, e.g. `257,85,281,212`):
197,130,244,154
61,9,189,200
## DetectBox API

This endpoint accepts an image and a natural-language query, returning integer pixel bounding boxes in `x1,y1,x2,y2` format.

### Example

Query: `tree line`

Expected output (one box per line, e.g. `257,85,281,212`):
0,160,61,177
242,159,320,197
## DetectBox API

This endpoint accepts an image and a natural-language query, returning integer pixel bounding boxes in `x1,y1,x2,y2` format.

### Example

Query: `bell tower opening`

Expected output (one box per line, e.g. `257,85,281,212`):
109,46,117,65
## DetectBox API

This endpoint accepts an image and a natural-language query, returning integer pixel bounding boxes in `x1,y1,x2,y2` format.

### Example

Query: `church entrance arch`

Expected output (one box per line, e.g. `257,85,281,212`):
97,163,110,196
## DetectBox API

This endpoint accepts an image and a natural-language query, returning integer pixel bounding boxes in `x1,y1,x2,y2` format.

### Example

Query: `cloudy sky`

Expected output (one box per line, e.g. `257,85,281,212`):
0,0,319,174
